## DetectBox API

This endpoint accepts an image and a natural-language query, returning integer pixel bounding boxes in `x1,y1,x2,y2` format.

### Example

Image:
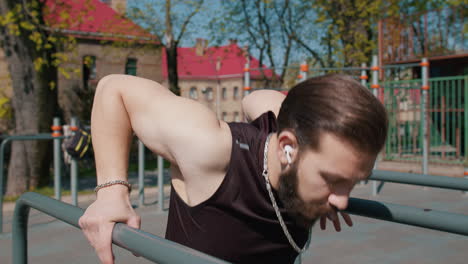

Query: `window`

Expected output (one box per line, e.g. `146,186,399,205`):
234,111,240,122
82,55,97,90
222,87,227,100
233,86,239,99
125,58,137,76
205,87,213,100
222,112,228,121
189,87,198,99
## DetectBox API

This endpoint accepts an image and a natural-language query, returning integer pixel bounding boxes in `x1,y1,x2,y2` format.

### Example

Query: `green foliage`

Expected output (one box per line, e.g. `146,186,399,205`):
312,0,462,67
312,0,383,67
0,96,12,119
0,0,95,84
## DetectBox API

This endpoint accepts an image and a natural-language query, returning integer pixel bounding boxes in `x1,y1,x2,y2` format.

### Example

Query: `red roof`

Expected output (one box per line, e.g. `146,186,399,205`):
162,43,277,80
44,0,157,42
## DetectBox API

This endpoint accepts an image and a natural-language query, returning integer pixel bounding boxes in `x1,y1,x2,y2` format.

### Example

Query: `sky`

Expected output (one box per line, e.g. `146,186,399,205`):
125,0,322,69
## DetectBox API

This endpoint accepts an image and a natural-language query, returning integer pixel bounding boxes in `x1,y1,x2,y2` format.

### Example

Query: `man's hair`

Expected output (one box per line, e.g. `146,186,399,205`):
277,74,388,154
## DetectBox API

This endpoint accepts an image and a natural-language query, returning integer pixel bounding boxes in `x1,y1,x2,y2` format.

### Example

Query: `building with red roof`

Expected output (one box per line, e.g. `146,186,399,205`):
162,39,280,122
0,0,163,122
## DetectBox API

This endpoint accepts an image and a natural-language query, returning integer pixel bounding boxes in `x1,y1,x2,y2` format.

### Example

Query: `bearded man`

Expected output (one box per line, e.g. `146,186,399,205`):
79,73,388,264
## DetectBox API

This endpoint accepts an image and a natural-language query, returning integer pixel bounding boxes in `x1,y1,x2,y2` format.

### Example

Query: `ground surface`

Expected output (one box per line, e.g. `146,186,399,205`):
0,169,467,264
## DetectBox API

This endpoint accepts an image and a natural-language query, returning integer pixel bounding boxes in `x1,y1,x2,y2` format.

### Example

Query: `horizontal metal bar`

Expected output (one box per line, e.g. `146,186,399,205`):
0,134,67,140
382,63,421,69
369,170,468,191
308,67,366,71
13,192,230,264
346,197,468,236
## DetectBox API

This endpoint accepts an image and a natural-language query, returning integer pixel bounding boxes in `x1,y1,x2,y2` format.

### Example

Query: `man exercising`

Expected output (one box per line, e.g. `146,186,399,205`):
79,74,388,263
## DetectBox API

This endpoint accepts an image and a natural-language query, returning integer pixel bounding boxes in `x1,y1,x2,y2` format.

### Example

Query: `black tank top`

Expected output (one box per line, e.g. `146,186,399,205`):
165,112,309,263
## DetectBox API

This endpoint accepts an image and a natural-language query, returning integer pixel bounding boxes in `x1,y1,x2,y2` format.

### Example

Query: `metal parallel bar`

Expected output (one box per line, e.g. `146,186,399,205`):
0,134,66,233
346,197,468,236
370,170,468,191
13,192,230,264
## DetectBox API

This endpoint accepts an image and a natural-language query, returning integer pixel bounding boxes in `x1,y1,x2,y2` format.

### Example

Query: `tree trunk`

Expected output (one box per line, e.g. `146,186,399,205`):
0,0,59,196
166,41,180,95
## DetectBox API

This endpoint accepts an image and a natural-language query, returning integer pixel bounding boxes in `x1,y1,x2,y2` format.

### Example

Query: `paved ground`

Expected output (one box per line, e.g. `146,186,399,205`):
0,173,467,263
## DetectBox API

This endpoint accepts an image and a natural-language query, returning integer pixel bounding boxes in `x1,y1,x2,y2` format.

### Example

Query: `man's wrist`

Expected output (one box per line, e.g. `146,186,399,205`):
95,182,131,199
95,180,132,193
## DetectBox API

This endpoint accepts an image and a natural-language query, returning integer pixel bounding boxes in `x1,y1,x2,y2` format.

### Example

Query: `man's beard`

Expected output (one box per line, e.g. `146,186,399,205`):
277,161,321,229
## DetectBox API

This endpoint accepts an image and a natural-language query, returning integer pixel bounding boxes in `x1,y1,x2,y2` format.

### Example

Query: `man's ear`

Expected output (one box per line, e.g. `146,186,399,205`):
276,131,298,166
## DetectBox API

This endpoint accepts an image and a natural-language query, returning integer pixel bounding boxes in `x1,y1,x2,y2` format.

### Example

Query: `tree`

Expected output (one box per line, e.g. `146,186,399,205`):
211,0,323,85
127,0,205,95
312,0,383,67
0,0,87,195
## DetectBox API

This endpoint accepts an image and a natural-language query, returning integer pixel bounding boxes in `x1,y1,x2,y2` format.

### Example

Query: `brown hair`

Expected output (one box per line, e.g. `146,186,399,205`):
277,74,388,154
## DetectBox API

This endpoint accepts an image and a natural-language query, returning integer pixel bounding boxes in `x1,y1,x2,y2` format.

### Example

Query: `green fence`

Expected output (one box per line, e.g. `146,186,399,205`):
382,75,467,165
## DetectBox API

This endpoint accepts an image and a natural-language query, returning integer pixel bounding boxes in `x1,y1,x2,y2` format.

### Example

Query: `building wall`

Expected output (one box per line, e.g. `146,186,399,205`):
0,39,162,126
173,78,245,122
162,76,280,123
58,40,162,121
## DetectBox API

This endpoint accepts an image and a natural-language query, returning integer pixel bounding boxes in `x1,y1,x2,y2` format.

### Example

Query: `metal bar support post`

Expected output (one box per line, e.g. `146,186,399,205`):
138,139,145,207
70,117,79,206
52,118,62,200
243,61,251,97
299,60,308,82
158,156,164,211
421,58,429,175
464,75,468,193
371,55,380,196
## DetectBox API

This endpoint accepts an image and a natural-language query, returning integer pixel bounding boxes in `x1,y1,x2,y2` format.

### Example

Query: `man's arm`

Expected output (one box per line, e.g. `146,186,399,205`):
79,74,231,264
241,89,286,122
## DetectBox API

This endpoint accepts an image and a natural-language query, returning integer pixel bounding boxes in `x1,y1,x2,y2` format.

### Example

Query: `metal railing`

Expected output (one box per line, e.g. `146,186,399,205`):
346,198,468,236
12,192,229,264
369,170,468,191
12,180,468,263
0,133,65,233
383,75,467,165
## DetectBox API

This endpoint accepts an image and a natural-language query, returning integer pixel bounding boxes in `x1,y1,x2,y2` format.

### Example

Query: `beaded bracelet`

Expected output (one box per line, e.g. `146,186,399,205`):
94,180,132,193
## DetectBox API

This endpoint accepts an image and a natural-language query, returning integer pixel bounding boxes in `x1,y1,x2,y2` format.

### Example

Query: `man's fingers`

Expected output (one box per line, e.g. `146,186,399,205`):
320,216,326,230
127,215,141,230
96,223,116,264
340,212,353,227
329,210,341,232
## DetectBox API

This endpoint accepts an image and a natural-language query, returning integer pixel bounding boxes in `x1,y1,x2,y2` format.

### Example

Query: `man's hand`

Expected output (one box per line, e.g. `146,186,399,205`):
319,210,353,232
79,186,141,264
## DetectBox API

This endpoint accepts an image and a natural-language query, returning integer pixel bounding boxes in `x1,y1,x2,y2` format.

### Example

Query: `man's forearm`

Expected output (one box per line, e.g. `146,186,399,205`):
91,75,133,185
242,90,286,121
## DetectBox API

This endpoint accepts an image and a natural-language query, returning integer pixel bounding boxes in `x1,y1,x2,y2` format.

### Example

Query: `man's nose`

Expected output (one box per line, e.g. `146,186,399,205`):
328,193,349,211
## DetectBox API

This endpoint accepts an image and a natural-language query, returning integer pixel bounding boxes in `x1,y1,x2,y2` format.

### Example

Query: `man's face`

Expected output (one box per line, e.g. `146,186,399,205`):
277,133,376,228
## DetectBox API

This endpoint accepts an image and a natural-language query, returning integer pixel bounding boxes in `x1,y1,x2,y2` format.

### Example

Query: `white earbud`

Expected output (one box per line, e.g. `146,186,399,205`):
284,145,293,164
